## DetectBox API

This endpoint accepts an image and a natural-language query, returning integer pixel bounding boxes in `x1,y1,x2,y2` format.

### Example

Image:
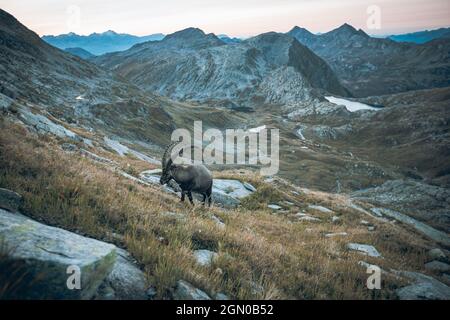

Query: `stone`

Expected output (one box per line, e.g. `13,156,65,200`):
173,280,211,300
325,232,348,238
395,271,450,300
243,182,257,192
425,261,450,272
367,226,376,231
331,216,340,223
212,179,254,208
308,205,333,214
268,204,282,210
0,188,23,213
347,243,382,258
360,220,370,225
428,248,446,261
298,216,321,222
193,249,218,267
0,209,116,299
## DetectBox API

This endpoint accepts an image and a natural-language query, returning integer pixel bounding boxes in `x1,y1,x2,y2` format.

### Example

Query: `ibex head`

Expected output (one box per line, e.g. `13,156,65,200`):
160,141,180,185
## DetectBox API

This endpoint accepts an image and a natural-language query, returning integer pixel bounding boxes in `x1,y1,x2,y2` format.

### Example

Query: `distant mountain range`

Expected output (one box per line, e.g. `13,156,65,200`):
389,28,450,44
42,31,165,55
93,27,348,108
288,24,450,97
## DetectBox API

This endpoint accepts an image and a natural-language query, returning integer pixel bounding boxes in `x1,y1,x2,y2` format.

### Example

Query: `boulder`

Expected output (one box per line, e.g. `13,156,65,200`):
396,271,450,300
193,249,218,267
0,209,116,299
428,248,447,262
173,280,211,300
0,188,23,213
347,243,382,258
212,179,254,208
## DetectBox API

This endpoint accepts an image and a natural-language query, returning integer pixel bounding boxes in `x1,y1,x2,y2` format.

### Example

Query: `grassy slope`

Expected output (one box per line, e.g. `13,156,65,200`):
1,117,444,299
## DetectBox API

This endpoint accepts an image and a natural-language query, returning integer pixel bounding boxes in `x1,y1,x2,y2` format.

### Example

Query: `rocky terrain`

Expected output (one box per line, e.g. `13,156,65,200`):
288,24,450,97
0,8,449,300
93,28,348,108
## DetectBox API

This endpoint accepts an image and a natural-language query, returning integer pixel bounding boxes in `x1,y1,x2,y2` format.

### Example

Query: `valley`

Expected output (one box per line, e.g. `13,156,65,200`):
0,7,449,300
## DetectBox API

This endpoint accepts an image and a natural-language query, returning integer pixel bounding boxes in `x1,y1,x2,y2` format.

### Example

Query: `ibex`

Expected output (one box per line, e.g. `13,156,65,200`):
160,141,213,206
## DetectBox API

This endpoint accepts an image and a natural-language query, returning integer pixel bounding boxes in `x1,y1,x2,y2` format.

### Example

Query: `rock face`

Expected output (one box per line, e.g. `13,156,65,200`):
0,209,147,300
0,209,116,299
173,280,211,300
396,271,450,300
0,188,23,213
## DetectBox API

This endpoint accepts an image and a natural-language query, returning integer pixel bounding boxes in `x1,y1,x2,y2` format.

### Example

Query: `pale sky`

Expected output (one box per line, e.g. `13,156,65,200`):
1,0,449,37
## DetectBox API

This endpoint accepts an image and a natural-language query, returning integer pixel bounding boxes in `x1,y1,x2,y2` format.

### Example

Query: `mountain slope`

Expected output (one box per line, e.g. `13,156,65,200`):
389,28,450,44
288,24,450,97
64,47,95,59
94,28,348,107
42,31,165,55
0,9,174,145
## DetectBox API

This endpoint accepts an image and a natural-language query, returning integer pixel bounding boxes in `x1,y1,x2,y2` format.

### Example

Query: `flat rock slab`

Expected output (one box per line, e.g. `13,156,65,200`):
371,207,450,246
173,280,211,300
0,209,116,299
325,232,348,238
0,188,23,213
298,216,321,222
268,204,282,210
308,205,334,214
347,243,382,258
395,271,450,300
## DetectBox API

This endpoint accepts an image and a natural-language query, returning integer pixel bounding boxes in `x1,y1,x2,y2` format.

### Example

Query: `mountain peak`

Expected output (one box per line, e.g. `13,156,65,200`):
163,27,223,48
165,27,206,40
289,26,313,35
335,23,358,33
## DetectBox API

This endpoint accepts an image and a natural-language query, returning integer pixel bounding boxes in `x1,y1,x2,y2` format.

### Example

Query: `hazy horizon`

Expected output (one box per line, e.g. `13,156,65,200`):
1,0,449,38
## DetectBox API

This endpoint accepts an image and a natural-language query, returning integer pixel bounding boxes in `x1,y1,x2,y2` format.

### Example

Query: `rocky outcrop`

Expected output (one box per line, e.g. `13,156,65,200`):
0,209,147,299
395,271,450,300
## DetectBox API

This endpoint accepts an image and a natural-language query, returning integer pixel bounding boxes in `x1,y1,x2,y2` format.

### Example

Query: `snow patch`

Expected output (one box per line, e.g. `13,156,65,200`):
325,96,379,112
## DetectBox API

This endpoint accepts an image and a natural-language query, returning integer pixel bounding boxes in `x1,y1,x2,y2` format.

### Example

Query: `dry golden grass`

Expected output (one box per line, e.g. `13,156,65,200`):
0,119,435,299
